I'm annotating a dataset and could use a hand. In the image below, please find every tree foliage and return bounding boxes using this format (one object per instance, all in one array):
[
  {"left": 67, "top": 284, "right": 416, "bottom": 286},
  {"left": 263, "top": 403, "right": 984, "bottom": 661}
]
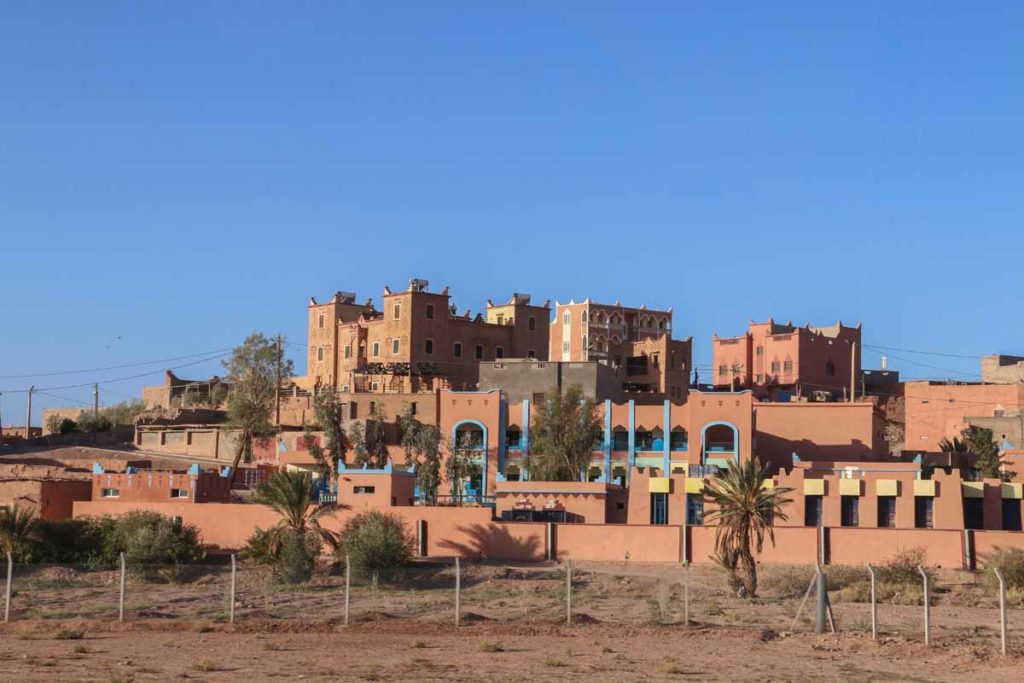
[
  {"left": 350, "top": 403, "right": 389, "bottom": 469},
  {"left": 524, "top": 385, "right": 602, "bottom": 482},
  {"left": 337, "top": 511, "right": 413, "bottom": 584},
  {"left": 248, "top": 470, "right": 337, "bottom": 583},
  {"left": 101, "top": 399, "right": 148, "bottom": 425},
  {"left": 446, "top": 432, "right": 482, "bottom": 504},
  {"left": 703, "top": 458, "right": 793, "bottom": 598},
  {"left": 223, "top": 333, "right": 293, "bottom": 482},
  {"left": 940, "top": 425, "right": 1010, "bottom": 480},
  {"left": 304, "top": 390, "right": 350, "bottom": 485},
  {"left": 0, "top": 504, "right": 38, "bottom": 561},
  {"left": 400, "top": 407, "right": 443, "bottom": 503}
]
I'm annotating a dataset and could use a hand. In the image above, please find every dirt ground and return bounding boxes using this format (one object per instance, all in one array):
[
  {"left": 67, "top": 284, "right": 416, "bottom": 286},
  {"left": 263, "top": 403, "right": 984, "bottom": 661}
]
[
  {"left": 1, "top": 560, "right": 1023, "bottom": 681},
  {"left": 1, "top": 619, "right": 1023, "bottom": 682}
]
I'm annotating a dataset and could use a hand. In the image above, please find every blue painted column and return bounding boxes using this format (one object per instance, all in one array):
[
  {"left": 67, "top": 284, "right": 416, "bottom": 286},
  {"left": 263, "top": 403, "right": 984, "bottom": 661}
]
[
  {"left": 521, "top": 399, "right": 530, "bottom": 481},
  {"left": 495, "top": 397, "right": 507, "bottom": 494},
  {"left": 627, "top": 399, "right": 636, "bottom": 485},
  {"left": 662, "top": 399, "right": 671, "bottom": 475},
  {"left": 602, "top": 399, "right": 612, "bottom": 483}
]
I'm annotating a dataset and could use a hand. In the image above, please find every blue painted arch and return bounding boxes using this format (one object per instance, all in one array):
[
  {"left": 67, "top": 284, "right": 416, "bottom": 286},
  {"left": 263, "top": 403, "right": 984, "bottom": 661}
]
[
  {"left": 699, "top": 420, "right": 740, "bottom": 465},
  {"left": 451, "top": 419, "right": 489, "bottom": 497}
]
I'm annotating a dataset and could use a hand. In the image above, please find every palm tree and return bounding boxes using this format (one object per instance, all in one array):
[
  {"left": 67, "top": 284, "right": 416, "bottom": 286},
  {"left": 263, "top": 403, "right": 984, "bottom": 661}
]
[
  {"left": 252, "top": 470, "right": 339, "bottom": 558},
  {"left": 0, "top": 504, "right": 38, "bottom": 561},
  {"left": 703, "top": 458, "right": 792, "bottom": 598}
]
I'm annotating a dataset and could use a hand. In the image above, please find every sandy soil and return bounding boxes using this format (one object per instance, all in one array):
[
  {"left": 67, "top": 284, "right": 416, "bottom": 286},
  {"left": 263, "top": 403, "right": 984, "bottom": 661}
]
[
  {"left": 1, "top": 619, "right": 1023, "bottom": 682},
  {"left": 2, "top": 561, "right": 1023, "bottom": 681}
]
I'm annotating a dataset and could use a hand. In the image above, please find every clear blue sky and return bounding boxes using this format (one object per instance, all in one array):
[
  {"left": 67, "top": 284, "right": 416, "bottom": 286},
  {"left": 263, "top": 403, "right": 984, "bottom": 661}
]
[{"left": 2, "top": 2, "right": 1022, "bottom": 423}]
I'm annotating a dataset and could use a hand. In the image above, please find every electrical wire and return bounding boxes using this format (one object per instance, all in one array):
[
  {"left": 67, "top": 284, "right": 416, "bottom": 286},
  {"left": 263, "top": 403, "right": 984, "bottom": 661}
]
[{"left": 0, "top": 347, "right": 234, "bottom": 380}]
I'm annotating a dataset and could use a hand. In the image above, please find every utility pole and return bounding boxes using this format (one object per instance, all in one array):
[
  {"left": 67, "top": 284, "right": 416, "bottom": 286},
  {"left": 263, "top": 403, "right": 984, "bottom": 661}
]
[
  {"left": 26, "top": 386, "right": 34, "bottom": 436},
  {"left": 275, "top": 334, "right": 282, "bottom": 426},
  {"left": 849, "top": 342, "right": 856, "bottom": 403},
  {"left": 93, "top": 384, "right": 100, "bottom": 418}
]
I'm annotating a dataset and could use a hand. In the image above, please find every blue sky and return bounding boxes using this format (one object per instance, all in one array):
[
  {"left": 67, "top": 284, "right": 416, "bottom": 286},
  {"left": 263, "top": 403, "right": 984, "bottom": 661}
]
[{"left": 1, "top": 2, "right": 1021, "bottom": 422}]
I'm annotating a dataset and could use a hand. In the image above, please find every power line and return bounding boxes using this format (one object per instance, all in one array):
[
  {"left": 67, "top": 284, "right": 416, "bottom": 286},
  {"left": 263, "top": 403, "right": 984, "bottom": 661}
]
[
  {"left": 0, "top": 347, "right": 234, "bottom": 380},
  {"left": 0, "top": 352, "right": 229, "bottom": 394},
  {"left": 862, "top": 343, "right": 982, "bottom": 360}
]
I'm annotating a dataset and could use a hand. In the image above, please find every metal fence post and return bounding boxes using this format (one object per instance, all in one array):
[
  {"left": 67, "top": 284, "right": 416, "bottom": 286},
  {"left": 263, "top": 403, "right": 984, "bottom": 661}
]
[
  {"left": 566, "top": 559, "right": 572, "bottom": 626},
  {"left": 683, "top": 560, "right": 690, "bottom": 627},
  {"left": 995, "top": 568, "right": 1007, "bottom": 656},
  {"left": 119, "top": 552, "right": 126, "bottom": 623},
  {"left": 866, "top": 564, "right": 877, "bottom": 640},
  {"left": 918, "top": 565, "right": 930, "bottom": 646},
  {"left": 815, "top": 564, "right": 826, "bottom": 634},
  {"left": 344, "top": 554, "right": 351, "bottom": 627},
  {"left": 4, "top": 551, "right": 12, "bottom": 623},
  {"left": 229, "top": 554, "right": 237, "bottom": 624},
  {"left": 454, "top": 557, "right": 461, "bottom": 627}
]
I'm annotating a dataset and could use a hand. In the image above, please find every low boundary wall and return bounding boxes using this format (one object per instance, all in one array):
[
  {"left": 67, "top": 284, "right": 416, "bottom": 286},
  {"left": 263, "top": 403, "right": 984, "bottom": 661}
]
[{"left": 75, "top": 501, "right": 1017, "bottom": 569}]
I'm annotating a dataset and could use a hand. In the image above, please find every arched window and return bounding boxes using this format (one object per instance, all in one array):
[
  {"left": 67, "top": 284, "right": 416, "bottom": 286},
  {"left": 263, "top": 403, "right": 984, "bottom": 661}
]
[
  {"left": 704, "top": 424, "right": 736, "bottom": 454},
  {"left": 455, "top": 423, "right": 485, "bottom": 450},
  {"left": 670, "top": 428, "right": 689, "bottom": 451},
  {"left": 658, "top": 318, "right": 667, "bottom": 332},
  {"left": 505, "top": 425, "right": 522, "bottom": 449},
  {"left": 634, "top": 428, "right": 653, "bottom": 451},
  {"left": 612, "top": 427, "right": 629, "bottom": 451}
]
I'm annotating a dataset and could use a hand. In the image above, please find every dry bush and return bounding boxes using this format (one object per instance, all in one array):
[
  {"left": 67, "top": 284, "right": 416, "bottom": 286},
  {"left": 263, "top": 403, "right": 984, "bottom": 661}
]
[
  {"left": 878, "top": 547, "right": 931, "bottom": 584},
  {"left": 981, "top": 548, "right": 1024, "bottom": 593}
]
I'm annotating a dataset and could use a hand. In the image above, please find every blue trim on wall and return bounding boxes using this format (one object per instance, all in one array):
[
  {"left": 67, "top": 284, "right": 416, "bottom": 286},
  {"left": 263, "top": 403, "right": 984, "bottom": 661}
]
[
  {"left": 700, "top": 420, "right": 739, "bottom": 466},
  {"left": 602, "top": 399, "right": 612, "bottom": 483},
  {"left": 521, "top": 400, "right": 530, "bottom": 482},
  {"left": 662, "top": 400, "right": 671, "bottom": 475},
  {"left": 451, "top": 419, "right": 489, "bottom": 497},
  {"left": 627, "top": 400, "right": 636, "bottom": 485},
  {"left": 497, "top": 397, "right": 507, "bottom": 483}
]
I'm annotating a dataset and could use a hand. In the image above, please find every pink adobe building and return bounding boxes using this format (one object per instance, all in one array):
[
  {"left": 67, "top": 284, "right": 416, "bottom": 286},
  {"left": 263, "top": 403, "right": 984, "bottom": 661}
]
[
  {"left": 433, "top": 388, "right": 886, "bottom": 497},
  {"left": 712, "top": 318, "right": 862, "bottom": 401},
  {"left": 549, "top": 299, "right": 692, "bottom": 402},
  {"left": 302, "top": 281, "right": 550, "bottom": 395},
  {"left": 903, "top": 380, "right": 1024, "bottom": 449}
]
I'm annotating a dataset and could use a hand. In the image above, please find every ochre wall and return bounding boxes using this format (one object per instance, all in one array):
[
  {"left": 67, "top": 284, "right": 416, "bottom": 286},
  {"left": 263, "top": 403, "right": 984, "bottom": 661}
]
[
  {"left": 689, "top": 525, "right": 819, "bottom": 565},
  {"left": 827, "top": 528, "right": 964, "bottom": 568},
  {"left": 556, "top": 524, "right": 682, "bottom": 562}
]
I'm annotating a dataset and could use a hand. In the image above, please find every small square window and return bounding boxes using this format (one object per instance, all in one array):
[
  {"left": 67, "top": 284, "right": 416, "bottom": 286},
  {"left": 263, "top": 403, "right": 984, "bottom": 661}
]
[
  {"left": 317, "top": 313, "right": 325, "bottom": 329},
  {"left": 454, "top": 342, "right": 462, "bottom": 357},
  {"left": 476, "top": 344, "right": 484, "bottom": 360},
  {"left": 496, "top": 346, "right": 504, "bottom": 359},
  {"left": 528, "top": 349, "right": 536, "bottom": 359},
  {"left": 426, "top": 304, "right": 434, "bottom": 319},
  {"left": 372, "top": 341, "right": 380, "bottom": 357},
  {"left": 317, "top": 347, "right": 325, "bottom": 362},
  {"left": 170, "top": 488, "right": 189, "bottom": 499},
  {"left": 101, "top": 488, "right": 120, "bottom": 498},
  {"left": 354, "top": 486, "right": 376, "bottom": 494},
  {"left": 392, "top": 339, "right": 401, "bottom": 355},
  {"left": 528, "top": 316, "right": 536, "bottom": 331},
  {"left": 344, "top": 345, "right": 352, "bottom": 359},
  {"left": 425, "top": 339, "right": 433, "bottom": 355},
  {"left": 393, "top": 303, "right": 401, "bottom": 320}
]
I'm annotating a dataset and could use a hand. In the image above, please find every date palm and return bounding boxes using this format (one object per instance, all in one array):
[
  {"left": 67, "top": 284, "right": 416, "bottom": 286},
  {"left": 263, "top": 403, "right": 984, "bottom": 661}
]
[
  {"left": 252, "top": 470, "right": 339, "bottom": 553},
  {"left": 703, "top": 458, "right": 792, "bottom": 597},
  {"left": 0, "top": 504, "right": 38, "bottom": 561}
]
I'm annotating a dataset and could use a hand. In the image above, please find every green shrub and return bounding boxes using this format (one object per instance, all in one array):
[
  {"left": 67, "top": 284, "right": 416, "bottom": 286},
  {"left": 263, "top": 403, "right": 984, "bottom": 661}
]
[
  {"left": 244, "top": 527, "right": 320, "bottom": 584},
  {"left": 32, "top": 518, "right": 117, "bottom": 566},
  {"left": 336, "top": 511, "right": 413, "bottom": 583},
  {"left": 981, "top": 547, "right": 1024, "bottom": 593},
  {"left": 75, "top": 413, "right": 112, "bottom": 434},
  {"left": 115, "top": 511, "right": 204, "bottom": 581}
]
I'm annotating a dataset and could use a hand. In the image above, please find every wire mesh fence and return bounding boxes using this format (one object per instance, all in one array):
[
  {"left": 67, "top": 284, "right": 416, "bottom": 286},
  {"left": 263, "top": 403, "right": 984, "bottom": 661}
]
[{"left": 1, "top": 553, "right": 1021, "bottom": 654}]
